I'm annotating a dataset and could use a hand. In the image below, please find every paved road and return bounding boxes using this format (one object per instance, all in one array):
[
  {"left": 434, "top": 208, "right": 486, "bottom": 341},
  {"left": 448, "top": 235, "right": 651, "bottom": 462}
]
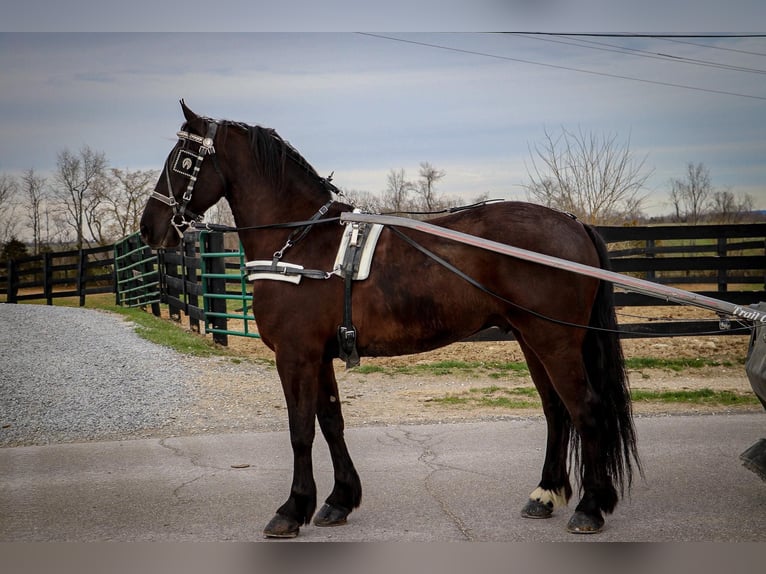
[{"left": 1, "top": 413, "right": 764, "bottom": 542}]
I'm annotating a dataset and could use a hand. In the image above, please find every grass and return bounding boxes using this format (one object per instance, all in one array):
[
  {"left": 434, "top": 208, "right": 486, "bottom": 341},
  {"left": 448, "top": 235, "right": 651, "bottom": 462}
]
[
  {"left": 625, "top": 357, "right": 738, "bottom": 371},
  {"left": 354, "top": 360, "right": 530, "bottom": 377},
  {"left": 631, "top": 388, "right": 759, "bottom": 406},
  {"left": 429, "top": 386, "right": 541, "bottom": 409},
  {"left": 355, "top": 356, "right": 741, "bottom": 378},
  {"left": 428, "top": 385, "right": 759, "bottom": 410}
]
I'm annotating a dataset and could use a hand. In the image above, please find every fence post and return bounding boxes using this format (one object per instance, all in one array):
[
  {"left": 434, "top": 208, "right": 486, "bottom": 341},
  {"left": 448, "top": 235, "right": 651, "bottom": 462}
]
[
  {"left": 203, "top": 231, "right": 229, "bottom": 346},
  {"left": 646, "top": 238, "right": 656, "bottom": 282},
  {"left": 43, "top": 252, "right": 53, "bottom": 305},
  {"left": 113, "top": 240, "right": 124, "bottom": 306},
  {"left": 146, "top": 244, "right": 161, "bottom": 317},
  {"left": 77, "top": 248, "right": 86, "bottom": 306},
  {"left": 717, "top": 236, "right": 727, "bottom": 293},
  {"left": 184, "top": 232, "right": 201, "bottom": 333},
  {"left": 7, "top": 259, "right": 18, "bottom": 303},
  {"left": 164, "top": 244, "right": 182, "bottom": 322}
]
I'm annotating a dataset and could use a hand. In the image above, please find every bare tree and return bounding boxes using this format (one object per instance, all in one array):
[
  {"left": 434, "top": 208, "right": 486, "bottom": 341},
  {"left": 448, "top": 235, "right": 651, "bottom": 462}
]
[
  {"left": 20, "top": 168, "right": 47, "bottom": 254},
  {"left": 523, "top": 126, "right": 651, "bottom": 224},
  {"left": 207, "top": 197, "right": 236, "bottom": 229},
  {"left": 416, "top": 162, "right": 446, "bottom": 211},
  {"left": 52, "top": 146, "right": 108, "bottom": 249},
  {"left": 101, "top": 168, "right": 159, "bottom": 239},
  {"left": 0, "top": 173, "right": 19, "bottom": 244},
  {"left": 341, "top": 189, "right": 386, "bottom": 213},
  {"left": 669, "top": 162, "right": 714, "bottom": 224},
  {"left": 709, "top": 188, "right": 754, "bottom": 223},
  {"left": 383, "top": 168, "right": 416, "bottom": 213}
]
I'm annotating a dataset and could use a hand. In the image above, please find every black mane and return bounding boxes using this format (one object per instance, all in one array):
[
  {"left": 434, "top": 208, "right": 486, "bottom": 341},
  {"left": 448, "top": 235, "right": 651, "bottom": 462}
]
[{"left": 220, "top": 121, "right": 333, "bottom": 195}]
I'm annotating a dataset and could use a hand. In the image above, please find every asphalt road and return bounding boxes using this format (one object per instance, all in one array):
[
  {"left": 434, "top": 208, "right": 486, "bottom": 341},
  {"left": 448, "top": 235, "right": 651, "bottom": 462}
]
[{"left": 1, "top": 413, "right": 764, "bottom": 542}]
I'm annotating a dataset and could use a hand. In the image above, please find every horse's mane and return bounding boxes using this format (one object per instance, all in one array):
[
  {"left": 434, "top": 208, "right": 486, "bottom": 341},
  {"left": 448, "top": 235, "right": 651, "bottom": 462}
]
[{"left": 220, "top": 121, "right": 329, "bottom": 195}]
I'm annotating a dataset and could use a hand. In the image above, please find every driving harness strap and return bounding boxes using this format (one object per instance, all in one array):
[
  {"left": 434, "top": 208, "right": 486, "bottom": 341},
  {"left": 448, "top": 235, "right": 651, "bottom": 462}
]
[{"left": 335, "top": 221, "right": 376, "bottom": 368}]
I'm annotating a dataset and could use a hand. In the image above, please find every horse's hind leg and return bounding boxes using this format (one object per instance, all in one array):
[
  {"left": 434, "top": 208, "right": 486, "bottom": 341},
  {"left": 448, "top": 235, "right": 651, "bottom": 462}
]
[
  {"left": 313, "top": 360, "right": 362, "bottom": 527},
  {"left": 518, "top": 340, "right": 573, "bottom": 519},
  {"left": 519, "top": 325, "right": 623, "bottom": 534}
]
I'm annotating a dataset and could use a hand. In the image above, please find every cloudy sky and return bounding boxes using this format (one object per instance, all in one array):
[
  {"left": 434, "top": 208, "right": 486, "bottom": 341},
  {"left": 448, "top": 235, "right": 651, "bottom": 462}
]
[{"left": 1, "top": 2, "right": 765, "bottom": 217}]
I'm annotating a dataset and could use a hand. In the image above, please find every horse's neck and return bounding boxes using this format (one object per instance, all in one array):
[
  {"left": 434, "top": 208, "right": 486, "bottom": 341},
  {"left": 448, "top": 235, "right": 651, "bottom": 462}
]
[{"left": 227, "top": 176, "right": 333, "bottom": 241}]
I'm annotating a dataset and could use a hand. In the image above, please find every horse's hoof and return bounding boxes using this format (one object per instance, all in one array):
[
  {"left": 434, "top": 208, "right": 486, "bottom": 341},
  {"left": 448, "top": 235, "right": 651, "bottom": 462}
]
[
  {"left": 521, "top": 498, "right": 554, "bottom": 519},
  {"left": 313, "top": 503, "right": 350, "bottom": 527},
  {"left": 263, "top": 514, "right": 300, "bottom": 538},
  {"left": 566, "top": 511, "right": 605, "bottom": 534}
]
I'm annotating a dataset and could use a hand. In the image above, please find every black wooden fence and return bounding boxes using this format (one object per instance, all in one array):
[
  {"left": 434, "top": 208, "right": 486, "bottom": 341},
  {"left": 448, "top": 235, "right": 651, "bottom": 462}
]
[
  {"left": 1, "top": 245, "right": 114, "bottom": 306},
  {"left": 596, "top": 223, "right": 766, "bottom": 337},
  {"left": 3, "top": 222, "right": 765, "bottom": 343}
]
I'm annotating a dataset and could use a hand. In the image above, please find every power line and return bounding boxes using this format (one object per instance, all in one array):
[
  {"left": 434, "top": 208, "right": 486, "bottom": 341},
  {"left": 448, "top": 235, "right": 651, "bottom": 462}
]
[
  {"left": 657, "top": 36, "right": 766, "bottom": 58},
  {"left": 510, "top": 33, "right": 766, "bottom": 75},
  {"left": 500, "top": 33, "right": 766, "bottom": 39},
  {"left": 357, "top": 33, "right": 766, "bottom": 101},
  {"left": 514, "top": 34, "right": 766, "bottom": 74}
]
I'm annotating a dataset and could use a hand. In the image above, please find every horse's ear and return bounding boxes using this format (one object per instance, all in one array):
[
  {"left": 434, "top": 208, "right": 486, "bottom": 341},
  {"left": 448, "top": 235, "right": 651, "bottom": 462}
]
[{"left": 180, "top": 99, "right": 198, "bottom": 122}]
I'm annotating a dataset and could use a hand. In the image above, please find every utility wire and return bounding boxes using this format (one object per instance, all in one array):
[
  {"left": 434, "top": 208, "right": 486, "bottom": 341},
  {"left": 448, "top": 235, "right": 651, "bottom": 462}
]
[
  {"left": 357, "top": 32, "right": 766, "bottom": 101},
  {"left": 657, "top": 36, "right": 766, "bottom": 58},
  {"left": 500, "top": 33, "right": 766, "bottom": 39},
  {"left": 511, "top": 33, "right": 766, "bottom": 75}
]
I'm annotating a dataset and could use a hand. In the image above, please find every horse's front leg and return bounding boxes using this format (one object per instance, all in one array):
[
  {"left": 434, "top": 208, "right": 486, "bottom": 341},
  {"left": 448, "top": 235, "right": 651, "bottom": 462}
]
[
  {"left": 263, "top": 357, "right": 321, "bottom": 539},
  {"left": 313, "top": 360, "right": 362, "bottom": 527}
]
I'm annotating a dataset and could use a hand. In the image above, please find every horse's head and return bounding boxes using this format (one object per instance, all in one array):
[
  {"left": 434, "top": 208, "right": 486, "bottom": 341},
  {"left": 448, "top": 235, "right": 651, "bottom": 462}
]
[{"left": 140, "top": 100, "right": 228, "bottom": 249}]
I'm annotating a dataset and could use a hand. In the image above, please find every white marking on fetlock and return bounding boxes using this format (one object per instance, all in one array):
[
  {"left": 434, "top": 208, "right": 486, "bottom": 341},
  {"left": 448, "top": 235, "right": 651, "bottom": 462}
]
[{"left": 529, "top": 486, "right": 568, "bottom": 509}]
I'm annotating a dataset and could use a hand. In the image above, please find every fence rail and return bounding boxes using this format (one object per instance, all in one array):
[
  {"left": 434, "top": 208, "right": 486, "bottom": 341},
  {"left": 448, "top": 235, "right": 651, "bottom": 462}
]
[
  {"left": 2, "top": 222, "right": 765, "bottom": 344},
  {"left": 1, "top": 244, "right": 114, "bottom": 306}
]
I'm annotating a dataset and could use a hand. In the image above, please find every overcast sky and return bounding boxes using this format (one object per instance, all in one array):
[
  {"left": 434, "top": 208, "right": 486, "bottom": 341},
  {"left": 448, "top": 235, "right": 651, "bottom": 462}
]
[{"left": 1, "top": 2, "right": 765, "bottom": 217}]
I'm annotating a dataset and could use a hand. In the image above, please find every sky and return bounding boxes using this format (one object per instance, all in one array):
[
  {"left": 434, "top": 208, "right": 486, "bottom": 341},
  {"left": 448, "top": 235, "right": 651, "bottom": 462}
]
[{"left": 1, "top": 2, "right": 765, "bottom": 218}]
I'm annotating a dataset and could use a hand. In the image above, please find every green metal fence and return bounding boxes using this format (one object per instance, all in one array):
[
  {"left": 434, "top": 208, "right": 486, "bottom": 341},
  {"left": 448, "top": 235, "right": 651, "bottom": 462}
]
[
  {"left": 199, "top": 231, "right": 259, "bottom": 342},
  {"left": 113, "top": 232, "right": 161, "bottom": 313}
]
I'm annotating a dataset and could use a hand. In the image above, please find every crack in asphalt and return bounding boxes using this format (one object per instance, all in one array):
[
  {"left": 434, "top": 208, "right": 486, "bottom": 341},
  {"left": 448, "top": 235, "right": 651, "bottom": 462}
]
[
  {"left": 383, "top": 427, "right": 497, "bottom": 541},
  {"left": 158, "top": 438, "right": 231, "bottom": 502}
]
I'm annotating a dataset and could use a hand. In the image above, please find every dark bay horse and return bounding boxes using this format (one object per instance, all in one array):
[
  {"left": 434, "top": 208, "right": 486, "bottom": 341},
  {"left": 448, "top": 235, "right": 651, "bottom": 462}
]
[{"left": 140, "top": 102, "right": 640, "bottom": 538}]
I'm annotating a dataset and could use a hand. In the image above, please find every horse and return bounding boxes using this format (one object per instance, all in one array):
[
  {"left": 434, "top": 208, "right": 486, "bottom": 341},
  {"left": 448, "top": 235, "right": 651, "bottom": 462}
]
[{"left": 140, "top": 101, "right": 640, "bottom": 538}]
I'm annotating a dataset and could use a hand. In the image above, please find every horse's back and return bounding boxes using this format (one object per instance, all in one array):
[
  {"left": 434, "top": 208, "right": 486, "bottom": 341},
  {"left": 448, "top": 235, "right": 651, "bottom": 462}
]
[{"left": 427, "top": 201, "right": 599, "bottom": 267}]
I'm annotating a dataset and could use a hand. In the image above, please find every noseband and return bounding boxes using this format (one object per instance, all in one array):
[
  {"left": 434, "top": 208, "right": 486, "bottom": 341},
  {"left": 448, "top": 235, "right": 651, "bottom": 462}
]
[{"left": 150, "top": 121, "right": 224, "bottom": 237}]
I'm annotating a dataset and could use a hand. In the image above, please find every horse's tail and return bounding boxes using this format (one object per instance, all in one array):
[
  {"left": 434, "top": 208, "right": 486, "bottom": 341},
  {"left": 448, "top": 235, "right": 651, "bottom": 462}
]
[{"left": 579, "top": 224, "right": 642, "bottom": 510}]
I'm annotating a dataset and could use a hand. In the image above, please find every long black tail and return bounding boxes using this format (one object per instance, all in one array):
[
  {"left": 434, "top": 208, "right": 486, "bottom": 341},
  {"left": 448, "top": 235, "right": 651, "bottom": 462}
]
[{"left": 580, "top": 224, "right": 642, "bottom": 506}]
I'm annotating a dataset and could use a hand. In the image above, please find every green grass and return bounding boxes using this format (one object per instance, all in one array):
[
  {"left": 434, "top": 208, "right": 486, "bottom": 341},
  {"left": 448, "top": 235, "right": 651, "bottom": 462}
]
[
  {"left": 355, "top": 356, "right": 742, "bottom": 379},
  {"left": 105, "top": 304, "right": 227, "bottom": 357},
  {"left": 631, "top": 388, "right": 759, "bottom": 406},
  {"left": 429, "top": 386, "right": 541, "bottom": 409},
  {"left": 354, "top": 360, "right": 529, "bottom": 377},
  {"left": 428, "top": 385, "right": 759, "bottom": 410},
  {"left": 625, "top": 357, "right": 738, "bottom": 371}
]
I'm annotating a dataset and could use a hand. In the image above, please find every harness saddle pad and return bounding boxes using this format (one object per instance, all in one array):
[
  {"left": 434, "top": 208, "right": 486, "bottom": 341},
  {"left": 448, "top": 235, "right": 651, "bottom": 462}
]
[{"left": 332, "top": 222, "right": 385, "bottom": 280}]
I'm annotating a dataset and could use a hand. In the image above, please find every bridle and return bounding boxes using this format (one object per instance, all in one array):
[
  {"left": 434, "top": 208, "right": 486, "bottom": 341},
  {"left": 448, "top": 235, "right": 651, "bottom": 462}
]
[{"left": 150, "top": 121, "right": 225, "bottom": 238}]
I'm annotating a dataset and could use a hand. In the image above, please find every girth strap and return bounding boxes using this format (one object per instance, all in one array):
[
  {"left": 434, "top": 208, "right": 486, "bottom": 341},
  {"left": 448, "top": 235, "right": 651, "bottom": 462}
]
[{"left": 336, "top": 222, "right": 371, "bottom": 368}]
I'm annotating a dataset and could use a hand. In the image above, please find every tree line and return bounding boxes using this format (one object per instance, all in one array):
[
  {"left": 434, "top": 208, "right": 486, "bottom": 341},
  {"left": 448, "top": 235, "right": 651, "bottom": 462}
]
[
  {"left": 0, "top": 145, "right": 158, "bottom": 260},
  {"left": 1, "top": 127, "right": 759, "bottom": 261}
]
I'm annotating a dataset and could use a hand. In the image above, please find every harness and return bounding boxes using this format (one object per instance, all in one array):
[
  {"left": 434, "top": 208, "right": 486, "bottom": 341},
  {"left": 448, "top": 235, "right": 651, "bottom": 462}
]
[{"left": 244, "top": 213, "right": 383, "bottom": 368}]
